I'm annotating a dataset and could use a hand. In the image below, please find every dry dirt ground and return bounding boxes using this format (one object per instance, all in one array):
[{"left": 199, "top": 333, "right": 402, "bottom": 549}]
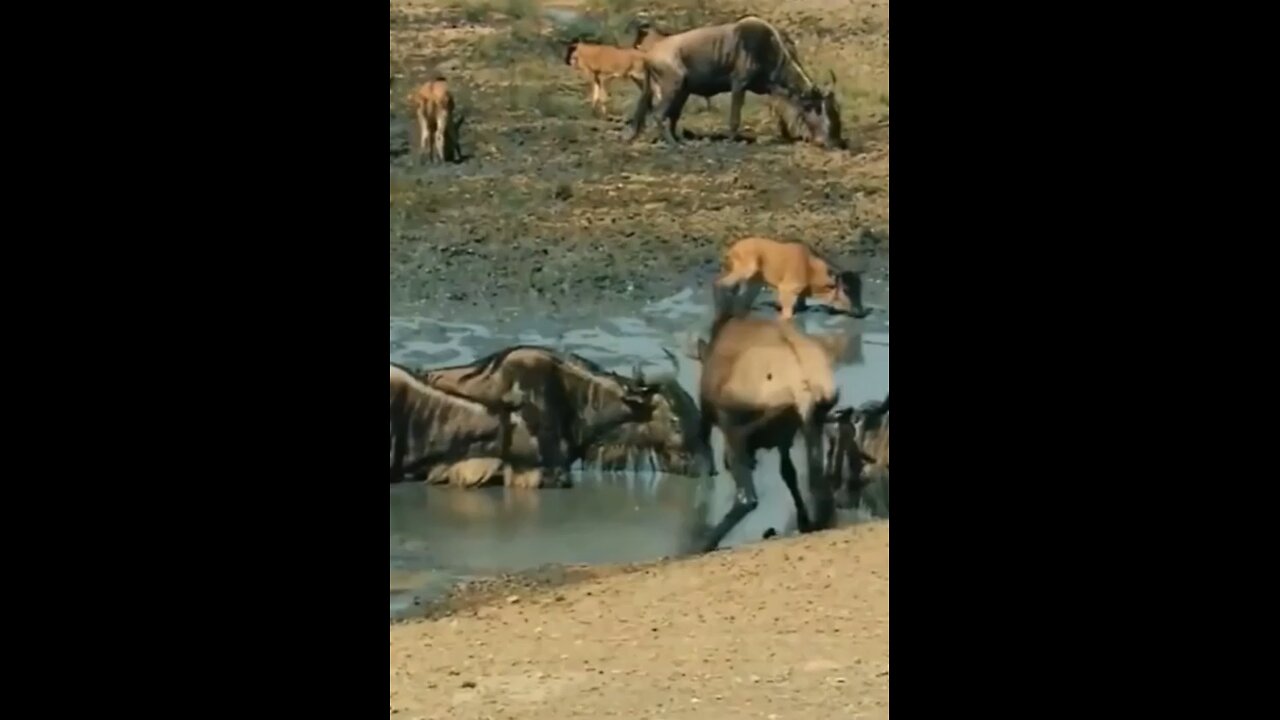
[
  {"left": 389, "top": 0, "right": 889, "bottom": 320},
  {"left": 389, "top": 522, "right": 889, "bottom": 719}
]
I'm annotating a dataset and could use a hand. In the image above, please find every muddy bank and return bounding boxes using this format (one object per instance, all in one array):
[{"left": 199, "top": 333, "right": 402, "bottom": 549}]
[{"left": 389, "top": 522, "right": 889, "bottom": 719}]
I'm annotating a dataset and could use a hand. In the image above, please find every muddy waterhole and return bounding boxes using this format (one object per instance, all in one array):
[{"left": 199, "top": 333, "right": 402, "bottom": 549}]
[{"left": 390, "top": 284, "right": 888, "bottom": 621}]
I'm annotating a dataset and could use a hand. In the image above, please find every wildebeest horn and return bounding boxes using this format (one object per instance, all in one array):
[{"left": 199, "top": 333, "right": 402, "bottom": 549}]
[
  {"left": 632, "top": 364, "right": 646, "bottom": 384},
  {"left": 828, "top": 69, "right": 838, "bottom": 87},
  {"left": 662, "top": 347, "right": 680, "bottom": 374},
  {"left": 500, "top": 382, "right": 526, "bottom": 408}
]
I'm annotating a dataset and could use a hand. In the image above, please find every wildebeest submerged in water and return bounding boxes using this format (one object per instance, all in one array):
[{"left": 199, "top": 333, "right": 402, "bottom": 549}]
[
  {"left": 688, "top": 308, "right": 844, "bottom": 552},
  {"left": 388, "top": 363, "right": 560, "bottom": 488},
  {"left": 417, "top": 345, "right": 676, "bottom": 482},
  {"left": 827, "top": 393, "right": 889, "bottom": 515},
  {"left": 626, "top": 15, "right": 845, "bottom": 148},
  {"left": 583, "top": 349, "right": 714, "bottom": 477}
]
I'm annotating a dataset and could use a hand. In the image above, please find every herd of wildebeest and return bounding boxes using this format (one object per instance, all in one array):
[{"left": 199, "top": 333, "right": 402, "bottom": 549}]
[{"left": 390, "top": 14, "right": 887, "bottom": 551}]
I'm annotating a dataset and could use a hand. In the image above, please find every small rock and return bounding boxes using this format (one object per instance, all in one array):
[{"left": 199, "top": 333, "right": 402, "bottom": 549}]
[
  {"left": 460, "top": 680, "right": 476, "bottom": 689},
  {"left": 506, "top": 595, "right": 520, "bottom": 604}
]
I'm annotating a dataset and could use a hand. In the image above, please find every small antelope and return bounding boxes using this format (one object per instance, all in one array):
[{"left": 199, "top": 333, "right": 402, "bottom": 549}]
[
  {"left": 564, "top": 40, "right": 649, "bottom": 117},
  {"left": 714, "top": 236, "right": 870, "bottom": 320},
  {"left": 409, "top": 77, "right": 465, "bottom": 163}
]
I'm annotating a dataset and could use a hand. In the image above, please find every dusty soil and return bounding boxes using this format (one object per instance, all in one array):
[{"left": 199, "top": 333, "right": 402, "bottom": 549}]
[
  {"left": 389, "top": 0, "right": 889, "bottom": 320},
  {"left": 389, "top": 522, "right": 889, "bottom": 718}
]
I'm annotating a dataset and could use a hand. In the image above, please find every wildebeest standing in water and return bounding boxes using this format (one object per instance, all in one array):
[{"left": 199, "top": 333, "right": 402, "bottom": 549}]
[
  {"left": 409, "top": 76, "right": 466, "bottom": 163},
  {"left": 389, "top": 363, "right": 556, "bottom": 488},
  {"left": 583, "top": 349, "right": 714, "bottom": 477},
  {"left": 827, "top": 393, "right": 889, "bottom": 514},
  {"left": 689, "top": 309, "right": 844, "bottom": 552},
  {"left": 626, "top": 15, "right": 845, "bottom": 148},
  {"left": 417, "top": 346, "right": 665, "bottom": 483}
]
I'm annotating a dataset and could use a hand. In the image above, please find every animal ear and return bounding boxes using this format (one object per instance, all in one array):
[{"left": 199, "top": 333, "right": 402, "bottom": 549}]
[{"left": 632, "top": 364, "right": 646, "bottom": 385}]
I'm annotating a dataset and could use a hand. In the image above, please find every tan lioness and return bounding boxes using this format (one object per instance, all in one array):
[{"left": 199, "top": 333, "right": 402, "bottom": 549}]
[
  {"left": 713, "top": 236, "right": 870, "bottom": 320},
  {"left": 409, "top": 77, "right": 464, "bottom": 163},
  {"left": 564, "top": 40, "right": 649, "bottom": 116}
]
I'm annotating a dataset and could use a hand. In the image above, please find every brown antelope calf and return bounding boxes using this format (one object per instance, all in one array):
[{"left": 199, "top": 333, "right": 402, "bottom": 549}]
[
  {"left": 409, "top": 77, "right": 465, "bottom": 163},
  {"left": 714, "top": 236, "right": 871, "bottom": 321},
  {"left": 689, "top": 309, "right": 845, "bottom": 552},
  {"left": 564, "top": 40, "right": 649, "bottom": 117}
]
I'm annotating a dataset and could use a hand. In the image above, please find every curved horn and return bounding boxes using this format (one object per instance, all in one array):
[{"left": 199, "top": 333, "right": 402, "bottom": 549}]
[
  {"left": 828, "top": 69, "right": 838, "bottom": 87},
  {"left": 632, "top": 363, "right": 646, "bottom": 384},
  {"left": 661, "top": 347, "right": 680, "bottom": 375}
]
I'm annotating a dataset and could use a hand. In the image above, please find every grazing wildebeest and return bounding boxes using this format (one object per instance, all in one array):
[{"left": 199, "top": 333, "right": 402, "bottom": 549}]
[
  {"left": 564, "top": 40, "right": 651, "bottom": 118},
  {"left": 584, "top": 349, "right": 714, "bottom": 477},
  {"left": 389, "top": 363, "right": 556, "bottom": 488},
  {"left": 689, "top": 310, "right": 844, "bottom": 552},
  {"left": 409, "top": 76, "right": 466, "bottom": 163},
  {"left": 626, "top": 15, "right": 845, "bottom": 148},
  {"left": 418, "top": 346, "right": 665, "bottom": 481},
  {"left": 714, "top": 236, "right": 871, "bottom": 321},
  {"left": 826, "top": 393, "right": 890, "bottom": 514}
]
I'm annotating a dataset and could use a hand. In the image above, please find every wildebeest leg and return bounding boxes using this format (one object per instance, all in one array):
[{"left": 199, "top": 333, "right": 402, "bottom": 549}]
[
  {"left": 389, "top": 396, "right": 408, "bottom": 483},
  {"left": 728, "top": 80, "right": 747, "bottom": 140},
  {"left": 658, "top": 88, "right": 689, "bottom": 145},
  {"left": 778, "top": 446, "right": 814, "bottom": 532},
  {"left": 627, "top": 81, "right": 654, "bottom": 142},
  {"left": 805, "top": 419, "right": 835, "bottom": 530},
  {"left": 702, "top": 434, "right": 759, "bottom": 552}
]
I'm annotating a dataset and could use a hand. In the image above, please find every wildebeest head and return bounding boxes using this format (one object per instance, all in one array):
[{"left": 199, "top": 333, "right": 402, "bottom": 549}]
[
  {"left": 564, "top": 40, "right": 581, "bottom": 67},
  {"left": 632, "top": 21, "right": 657, "bottom": 48},
  {"left": 798, "top": 87, "right": 846, "bottom": 150},
  {"left": 837, "top": 270, "right": 871, "bottom": 318}
]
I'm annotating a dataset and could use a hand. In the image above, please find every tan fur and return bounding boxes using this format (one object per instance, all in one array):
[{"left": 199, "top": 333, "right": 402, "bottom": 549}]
[
  {"left": 409, "top": 79, "right": 457, "bottom": 163},
  {"left": 567, "top": 42, "right": 649, "bottom": 117},
  {"left": 715, "top": 236, "right": 853, "bottom": 320},
  {"left": 700, "top": 316, "right": 839, "bottom": 423},
  {"left": 425, "top": 458, "right": 563, "bottom": 489}
]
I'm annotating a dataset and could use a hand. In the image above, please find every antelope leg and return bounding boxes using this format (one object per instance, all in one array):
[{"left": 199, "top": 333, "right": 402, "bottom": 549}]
[
  {"left": 779, "top": 447, "right": 813, "bottom": 532},
  {"left": 701, "top": 437, "right": 758, "bottom": 552}
]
